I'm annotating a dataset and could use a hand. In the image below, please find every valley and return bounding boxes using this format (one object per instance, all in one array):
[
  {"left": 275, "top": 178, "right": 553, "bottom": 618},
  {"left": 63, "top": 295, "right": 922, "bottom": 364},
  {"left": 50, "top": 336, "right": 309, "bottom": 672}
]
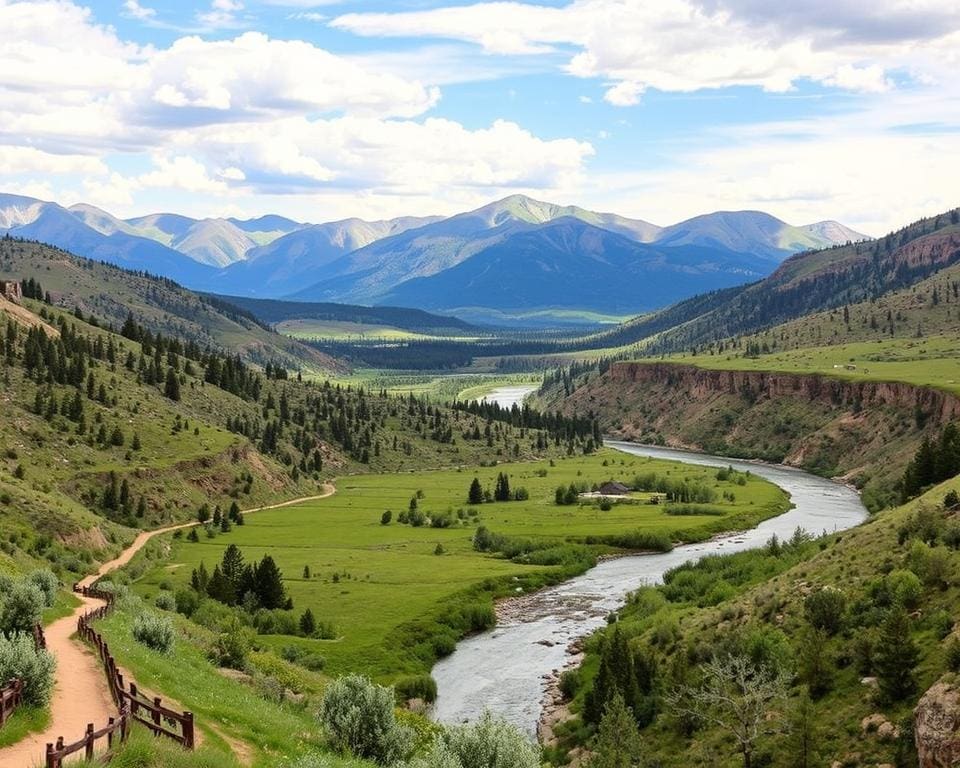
[{"left": 2, "top": 203, "right": 960, "bottom": 768}]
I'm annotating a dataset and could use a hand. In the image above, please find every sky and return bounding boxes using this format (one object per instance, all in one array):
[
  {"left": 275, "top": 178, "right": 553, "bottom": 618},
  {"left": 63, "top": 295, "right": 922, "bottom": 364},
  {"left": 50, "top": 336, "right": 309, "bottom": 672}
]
[{"left": 1, "top": 0, "right": 959, "bottom": 233}]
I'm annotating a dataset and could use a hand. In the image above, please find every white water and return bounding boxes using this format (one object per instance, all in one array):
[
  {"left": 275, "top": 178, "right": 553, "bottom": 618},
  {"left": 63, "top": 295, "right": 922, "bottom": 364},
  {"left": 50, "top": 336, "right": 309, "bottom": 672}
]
[{"left": 431, "top": 440, "right": 868, "bottom": 733}]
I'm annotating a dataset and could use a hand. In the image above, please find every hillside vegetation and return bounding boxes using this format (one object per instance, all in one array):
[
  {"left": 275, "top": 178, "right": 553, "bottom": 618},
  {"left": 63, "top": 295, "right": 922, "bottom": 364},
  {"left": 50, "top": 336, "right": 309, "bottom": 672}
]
[
  {"left": 0, "top": 237, "right": 339, "bottom": 373},
  {"left": 548, "top": 473, "right": 960, "bottom": 768}
]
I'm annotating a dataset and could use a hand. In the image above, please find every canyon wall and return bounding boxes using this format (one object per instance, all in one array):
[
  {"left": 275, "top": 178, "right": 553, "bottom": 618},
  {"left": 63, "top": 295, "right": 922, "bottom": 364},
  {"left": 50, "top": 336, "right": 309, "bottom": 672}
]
[{"left": 557, "top": 362, "right": 960, "bottom": 509}]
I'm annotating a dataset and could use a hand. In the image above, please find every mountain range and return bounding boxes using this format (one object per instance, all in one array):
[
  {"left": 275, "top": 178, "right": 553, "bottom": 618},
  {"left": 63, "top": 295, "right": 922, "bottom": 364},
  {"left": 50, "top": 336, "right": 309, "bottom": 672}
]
[{"left": 0, "top": 192, "right": 868, "bottom": 322}]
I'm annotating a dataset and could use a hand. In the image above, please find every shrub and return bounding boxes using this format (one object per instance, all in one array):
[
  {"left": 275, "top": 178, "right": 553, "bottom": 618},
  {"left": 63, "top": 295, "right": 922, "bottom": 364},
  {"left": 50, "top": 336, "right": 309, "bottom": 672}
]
[
  {"left": 0, "top": 580, "right": 44, "bottom": 635},
  {"left": 318, "top": 675, "right": 414, "bottom": 764},
  {"left": 25, "top": 569, "right": 59, "bottom": 608},
  {"left": 212, "top": 618, "right": 252, "bottom": 669},
  {"left": 394, "top": 674, "right": 438, "bottom": 703},
  {"left": 804, "top": 588, "right": 847, "bottom": 635},
  {"left": 0, "top": 632, "right": 56, "bottom": 706},
  {"left": 174, "top": 588, "right": 200, "bottom": 617},
  {"left": 886, "top": 569, "right": 923, "bottom": 609},
  {"left": 412, "top": 712, "right": 541, "bottom": 768},
  {"left": 132, "top": 613, "right": 175, "bottom": 653},
  {"left": 154, "top": 592, "right": 176, "bottom": 611}
]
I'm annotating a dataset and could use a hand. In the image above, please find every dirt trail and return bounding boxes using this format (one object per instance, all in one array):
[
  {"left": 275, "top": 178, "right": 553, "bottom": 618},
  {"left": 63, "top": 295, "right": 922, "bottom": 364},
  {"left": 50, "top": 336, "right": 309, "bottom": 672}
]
[{"left": 0, "top": 485, "right": 336, "bottom": 768}]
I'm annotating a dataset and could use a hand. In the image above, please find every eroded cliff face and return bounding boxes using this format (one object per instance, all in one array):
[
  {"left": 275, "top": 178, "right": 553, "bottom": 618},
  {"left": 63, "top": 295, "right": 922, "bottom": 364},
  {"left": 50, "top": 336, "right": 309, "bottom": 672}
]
[{"left": 557, "top": 362, "right": 960, "bottom": 508}]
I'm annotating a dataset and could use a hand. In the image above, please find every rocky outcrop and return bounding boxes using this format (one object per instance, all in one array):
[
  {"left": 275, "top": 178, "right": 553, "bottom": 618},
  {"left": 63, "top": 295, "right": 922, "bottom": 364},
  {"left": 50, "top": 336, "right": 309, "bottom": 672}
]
[
  {"left": 915, "top": 677, "right": 960, "bottom": 767},
  {"left": 557, "top": 362, "right": 960, "bottom": 507},
  {"left": 607, "top": 363, "right": 960, "bottom": 425}
]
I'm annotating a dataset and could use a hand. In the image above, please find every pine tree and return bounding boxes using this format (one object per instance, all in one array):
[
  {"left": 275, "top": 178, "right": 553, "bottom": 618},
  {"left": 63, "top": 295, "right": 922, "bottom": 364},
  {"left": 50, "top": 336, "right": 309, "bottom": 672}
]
[
  {"left": 783, "top": 689, "right": 820, "bottom": 768},
  {"left": 591, "top": 693, "right": 642, "bottom": 768},
  {"left": 164, "top": 366, "right": 181, "bottom": 401},
  {"left": 255, "top": 555, "right": 286, "bottom": 609},
  {"left": 207, "top": 565, "right": 236, "bottom": 605},
  {"left": 874, "top": 606, "right": 919, "bottom": 702},
  {"left": 221, "top": 545, "right": 245, "bottom": 594},
  {"left": 468, "top": 477, "right": 484, "bottom": 505},
  {"left": 300, "top": 608, "right": 317, "bottom": 637}
]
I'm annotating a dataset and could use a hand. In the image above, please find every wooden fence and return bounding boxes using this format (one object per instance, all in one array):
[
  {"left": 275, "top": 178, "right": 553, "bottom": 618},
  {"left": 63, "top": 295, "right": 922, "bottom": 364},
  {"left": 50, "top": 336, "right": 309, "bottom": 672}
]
[
  {"left": 0, "top": 679, "right": 23, "bottom": 727},
  {"left": 0, "top": 622, "right": 46, "bottom": 729},
  {"left": 42, "top": 585, "right": 195, "bottom": 767}
]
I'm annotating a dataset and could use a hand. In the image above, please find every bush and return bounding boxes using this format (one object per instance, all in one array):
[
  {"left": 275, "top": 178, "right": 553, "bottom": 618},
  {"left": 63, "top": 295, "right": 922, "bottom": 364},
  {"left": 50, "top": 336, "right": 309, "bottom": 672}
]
[
  {"left": 154, "top": 592, "right": 177, "bottom": 611},
  {"left": 804, "top": 588, "right": 847, "bottom": 635},
  {"left": 25, "top": 569, "right": 59, "bottom": 608},
  {"left": 887, "top": 569, "right": 923, "bottom": 610},
  {"left": 132, "top": 613, "right": 175, "bottom": 653},
  {"left": 0, "top": 632, "right": 56, "bottom": 706},
  {"left": 318, "top": 674, "right": 414, "bottom": 765},
  {"left": 174, "top": 588, "right": 200, "bottom": 617},
  {"left": 0, "top": 581, "right": 44, "bottom": 635},
  {"left": 212, "top": 618, "right": 252, "bottom": 669},
  {"left": 394, "top": 674, "right": 438, "bottom": 703},
  {"left": 411, "top": 712, "right": 540, "bottom": 768}
]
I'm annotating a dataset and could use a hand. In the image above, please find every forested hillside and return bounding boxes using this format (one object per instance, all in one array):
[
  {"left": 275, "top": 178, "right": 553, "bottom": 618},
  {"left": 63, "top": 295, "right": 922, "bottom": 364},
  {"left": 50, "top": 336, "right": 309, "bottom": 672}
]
[{"left": 0, "top": 237, "right": 340, "bottom": 373}]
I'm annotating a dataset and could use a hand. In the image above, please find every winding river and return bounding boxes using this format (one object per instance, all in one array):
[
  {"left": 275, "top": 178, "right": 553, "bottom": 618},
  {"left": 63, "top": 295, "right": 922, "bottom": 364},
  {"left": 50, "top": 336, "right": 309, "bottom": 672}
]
[{"left": 432, "top": 386, "right": 868, "bottom": 733}]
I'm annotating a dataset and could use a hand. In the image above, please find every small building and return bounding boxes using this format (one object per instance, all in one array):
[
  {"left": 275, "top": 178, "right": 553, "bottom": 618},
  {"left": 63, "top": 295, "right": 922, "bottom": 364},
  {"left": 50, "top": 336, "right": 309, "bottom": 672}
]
[
  {"left": 1, "top": 280, "right": 22, "bottom": 304},
  {"left": 597, "top": 481, "right": 630, "bottom": 496}
]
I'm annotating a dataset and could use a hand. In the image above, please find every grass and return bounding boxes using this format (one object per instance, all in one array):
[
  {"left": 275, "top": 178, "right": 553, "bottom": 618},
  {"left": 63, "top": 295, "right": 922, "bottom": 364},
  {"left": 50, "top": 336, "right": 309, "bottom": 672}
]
[
  {"left": 90, "top": 608, "right": 340, "bottom": 768},
  {"left": 310, "top": 370, "right": 541, "bottom": 402},
  {"left": 129, "top": 449, "right": 788, "bottom": 678},
  {"left": 554, "top": 470, "right": 960, "bottom": 767},
  {"left": 278, "top": 319, "right": 478, "bottom": 343},
  {"left": 0, "top": 706, "right": 49, "bottom": 749},
  {"left": 667, "top": 334, "right": 960, "bottom": 397}
]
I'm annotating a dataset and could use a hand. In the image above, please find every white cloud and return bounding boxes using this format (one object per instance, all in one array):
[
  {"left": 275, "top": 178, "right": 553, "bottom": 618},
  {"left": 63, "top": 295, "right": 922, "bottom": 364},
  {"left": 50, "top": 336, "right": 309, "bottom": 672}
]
[
  {"left": 332, "top": 0, "right": 960, "bottom": 101},
  {"left": 603, "top": 81, "right": 643, "bottom": 106},
  {"left": 0, "top": 1, "right": 593, "bottom": 218},
  {"left": 122, "top": 0, "right": 156, "bottom": 21}
]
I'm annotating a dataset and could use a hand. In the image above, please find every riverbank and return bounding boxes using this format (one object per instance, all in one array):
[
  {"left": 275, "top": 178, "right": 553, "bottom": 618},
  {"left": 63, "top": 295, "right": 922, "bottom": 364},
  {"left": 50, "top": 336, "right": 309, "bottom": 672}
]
[{"left": 431, "top": 441, "right": 867, "bottom": 734}]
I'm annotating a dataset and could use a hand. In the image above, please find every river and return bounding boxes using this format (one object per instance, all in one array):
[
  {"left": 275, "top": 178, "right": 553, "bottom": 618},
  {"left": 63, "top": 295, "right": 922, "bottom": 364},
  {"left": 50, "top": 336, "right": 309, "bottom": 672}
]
[
  {"left": 481, "top": 383, "right": 538, "bottom": 409},
  {"left": 431, "top": 436, "right": 868, "bottom": 734}
]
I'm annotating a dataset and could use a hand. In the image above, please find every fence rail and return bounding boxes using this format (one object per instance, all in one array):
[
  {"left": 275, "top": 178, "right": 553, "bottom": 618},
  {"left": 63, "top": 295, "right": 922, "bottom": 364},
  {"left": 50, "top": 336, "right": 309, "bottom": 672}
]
[
  {"left": 0, "top": 622, "right": 46, "bottom": 729},
  {"left": 42, "top": 585, "right": 196, "bottom": 766},
  {"left": 0, "top": 679, "right": 23, "bottom": 727}
]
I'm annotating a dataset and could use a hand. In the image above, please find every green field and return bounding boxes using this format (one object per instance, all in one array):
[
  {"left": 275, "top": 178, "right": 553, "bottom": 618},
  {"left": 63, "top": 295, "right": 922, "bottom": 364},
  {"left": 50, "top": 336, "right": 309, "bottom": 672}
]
[
  {"left": 666, "top": 335, "right": 960, "bottom": 396},
  {"left": 278, "top": 319, "right": 465, "bottom": 342},
  {"left": 130, "top": 449, "right": 788, "bottom": 678},
  {"left": 311, "top": 370, "right": 541, "bottom": 402}
]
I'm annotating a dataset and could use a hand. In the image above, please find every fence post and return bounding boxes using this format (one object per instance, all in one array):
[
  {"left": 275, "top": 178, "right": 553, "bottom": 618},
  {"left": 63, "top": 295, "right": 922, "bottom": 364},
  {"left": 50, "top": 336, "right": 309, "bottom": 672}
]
[
  {"left": 130, "top": 682, "right": 139, "bottom": 717},
  {"left": 107, "top": 716, "right": 116, "bottom": 749},
  {"left": 45, "top": 742, "right": 55, "bottom": 768},
  {"left": 84, "top": 723, "right": 95, "bottom": 760},
  {"left": 152, "top": 696, "right": 162, "bottom": 730},
  {"left": 183, "top": 711, "right": 195, "bottom": 749}
]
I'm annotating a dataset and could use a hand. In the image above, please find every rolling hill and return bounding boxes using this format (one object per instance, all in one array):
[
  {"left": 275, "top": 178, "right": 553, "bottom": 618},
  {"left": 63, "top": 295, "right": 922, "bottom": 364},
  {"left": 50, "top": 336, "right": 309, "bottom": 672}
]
[
  {"left": 0, "top": 237, "right": 341, "bottom": 373},
  {"left": 573, "top": 207, "right": 959, "bottom": 355}
]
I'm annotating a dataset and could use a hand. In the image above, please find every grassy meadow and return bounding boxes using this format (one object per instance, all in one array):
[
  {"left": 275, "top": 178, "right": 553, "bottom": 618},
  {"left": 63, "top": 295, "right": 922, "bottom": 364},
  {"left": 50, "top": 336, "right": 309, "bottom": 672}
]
[
  {"left": 667, "top": 335, "right": 960, "bottom": 396},
  {"left": 128, "top": 449, "right": 788, "bottom": 678}
]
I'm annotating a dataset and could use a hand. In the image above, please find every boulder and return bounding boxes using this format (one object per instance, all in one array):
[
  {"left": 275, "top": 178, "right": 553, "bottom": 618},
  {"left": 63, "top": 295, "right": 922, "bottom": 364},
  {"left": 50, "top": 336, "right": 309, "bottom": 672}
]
[{"left": 915, "top": 678, "right": 960, "bottom": 767}]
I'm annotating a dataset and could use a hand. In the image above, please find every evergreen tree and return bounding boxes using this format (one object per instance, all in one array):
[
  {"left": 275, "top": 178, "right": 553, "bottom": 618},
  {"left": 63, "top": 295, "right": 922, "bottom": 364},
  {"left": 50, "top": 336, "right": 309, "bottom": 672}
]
[
  {"left": 220, "top": 544, "right": 245, "bottom": 595},
  {"left": 468, "top": 477, "right": 484, "bottom": 505},
  {"left": 783, "top": 689, "right": 820, "bottom": 768},
  {"left": 874, "top": 606, "right": 919, "bottom": 702},
  {"left": 255, "top": 555, "right": 287, "bottom": 609},
  {"left": 300, "top": 608, "right": 317, "bottom": 637},
  {"left": 164, "top": 366, "right": 181, "bottom": 401},
  {"left": 207, "top": 565, "right": 236, "bottom": 605},
  {"left": 591, "top": 693, "right": 642, "bottom": 768},
  {"left": 494, "top": 472, "right": 511, "bottom": 502}
]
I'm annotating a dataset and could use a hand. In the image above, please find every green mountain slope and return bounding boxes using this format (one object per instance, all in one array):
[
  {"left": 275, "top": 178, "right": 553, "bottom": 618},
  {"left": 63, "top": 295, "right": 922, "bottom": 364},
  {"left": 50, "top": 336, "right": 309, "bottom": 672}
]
[{"left": 0, "top": 237, "right": 341, "bottom": 373}]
